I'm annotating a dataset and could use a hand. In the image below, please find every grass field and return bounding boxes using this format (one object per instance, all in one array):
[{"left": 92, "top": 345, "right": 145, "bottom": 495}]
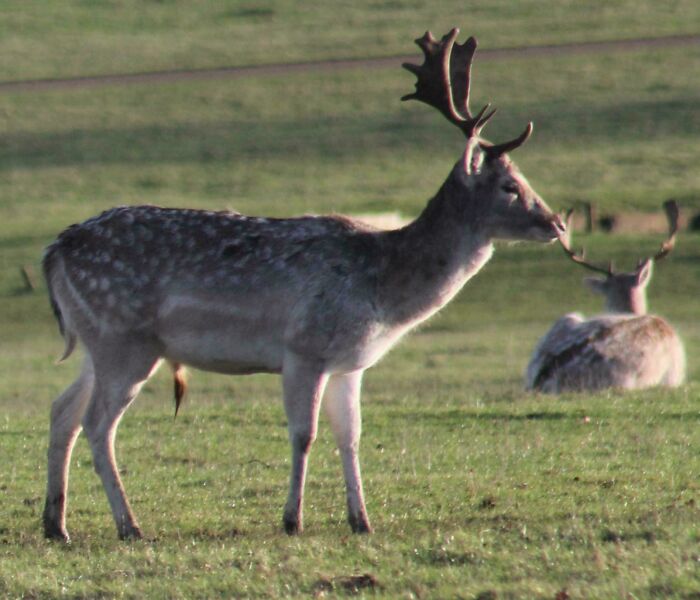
[
  {"left": 1, "top": 2, "right": 699, "bottom": 598},
  {"left": 2, "top": 0, "right": 700, "bottom": 81}
]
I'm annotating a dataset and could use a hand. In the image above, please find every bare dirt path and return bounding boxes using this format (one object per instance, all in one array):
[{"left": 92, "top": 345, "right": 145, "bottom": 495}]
[{"left": 0, "top": 33, "right": 698, "bottom": 94}]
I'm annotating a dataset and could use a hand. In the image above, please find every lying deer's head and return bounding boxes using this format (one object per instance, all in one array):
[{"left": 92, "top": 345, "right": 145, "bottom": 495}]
[
  {"left": 402, "top": 28, "right": 564, "bottom": 242},
  {"left": 559, "top": 200, "right": 679, "bottom": 315}
]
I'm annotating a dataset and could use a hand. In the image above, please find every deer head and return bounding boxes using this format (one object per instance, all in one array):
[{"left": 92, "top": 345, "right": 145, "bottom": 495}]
[
  {"left": 558, "top": 200, "right": 679, "bottom": 315},
  {"left": 402, "top": 28, "right": 564, "bottom": 242}
]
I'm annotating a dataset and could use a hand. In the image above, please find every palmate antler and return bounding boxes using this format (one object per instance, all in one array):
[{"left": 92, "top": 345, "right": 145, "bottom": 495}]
[
  {"left": 558, "top": 200, "right": 680, "bottom": 276},
  {"left": 402, "top": 28, "right": 532, "bottom": 156}
]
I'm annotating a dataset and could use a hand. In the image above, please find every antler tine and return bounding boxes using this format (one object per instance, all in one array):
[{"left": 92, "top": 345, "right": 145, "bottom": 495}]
[
  {"left": 482, "top": 122, "right": 534, "bottom": 158},
  {"left": 652, "top": 200, "right": 679, "bottom": 262},
  {"left": 402, "top": 28, "right": 490, "bottom": 138},
  {"left": 557, "top": 209, "right": 614, "bottom": 276}
]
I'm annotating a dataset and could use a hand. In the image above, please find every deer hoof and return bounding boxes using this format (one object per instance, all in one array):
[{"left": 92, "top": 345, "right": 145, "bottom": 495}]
[
  {"left": 283, "top": 514, "right": 303, "bottom": 536},
  {"left": 118, "top": 526, "right": 144, "bottom": 541},
  {"left": 349, "top": 513, "right": 373, "bottom": 534},
  {"left": 44, "top": 523, "right": 70, "bottom": 543}
]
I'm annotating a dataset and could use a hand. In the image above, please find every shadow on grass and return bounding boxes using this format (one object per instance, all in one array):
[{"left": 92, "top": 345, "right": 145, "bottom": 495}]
[
  {"left": 0, "top": 97, "right": 697, "bottom": 171},
  {"left": 391, "top": 409, "right": 573, "bottom": 423},
  {"left": 393, "top": 408, "right": 700, "bottom": 424},
  {"left": 472, "top": 411, "right": 571, "bottom": 421}
]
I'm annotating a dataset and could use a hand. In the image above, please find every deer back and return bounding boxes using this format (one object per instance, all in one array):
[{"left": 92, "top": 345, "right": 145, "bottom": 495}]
[{"left": 44, "top": 207, "right": 391, "bottom": 365}]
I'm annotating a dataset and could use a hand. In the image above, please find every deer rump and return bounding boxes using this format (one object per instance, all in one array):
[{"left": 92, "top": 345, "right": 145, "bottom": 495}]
[{"left": 525, "top": 312, "right": 685, "bottom": 393}]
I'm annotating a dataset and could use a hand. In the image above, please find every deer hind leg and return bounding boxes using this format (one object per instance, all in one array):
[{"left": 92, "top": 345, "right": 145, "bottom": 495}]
[
  {"left": 324, "top": 370, "right": 372, "bottom": 533},
  {"left": 43, "top": 357, "right": 95, "bottom": 541},
  {"left": 281, "top": 353, "right": 328, "bottom": 535},
  {"left": 81, "top": 342, "right": 162, "bottom": 540}
]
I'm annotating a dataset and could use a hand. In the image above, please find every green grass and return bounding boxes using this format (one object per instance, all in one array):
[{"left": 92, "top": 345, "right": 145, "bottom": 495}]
[
  {"left": 1, "top": 3, "right": 700, "bottom": 598},
  {"left": 1, "top": 0, "right": 700, "bottom": 81},
  {"left": 2, "top": 373, "right": 699, "bottom": 597}
]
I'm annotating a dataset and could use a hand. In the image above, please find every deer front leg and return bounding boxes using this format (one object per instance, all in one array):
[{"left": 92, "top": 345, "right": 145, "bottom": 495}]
[
  {"left": 281, "top": 353, "right": 328, "bottom": 535},
  {"left": 43, "top": 358, "right": 94, "bottom": 541},
  {"left": 324, "top": 370, "right": 372, "bottom": 533}
]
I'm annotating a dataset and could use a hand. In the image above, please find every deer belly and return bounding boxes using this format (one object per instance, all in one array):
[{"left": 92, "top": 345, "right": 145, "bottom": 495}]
[{"left": 156, "top": 296, "right": 285, "bottom": 374}]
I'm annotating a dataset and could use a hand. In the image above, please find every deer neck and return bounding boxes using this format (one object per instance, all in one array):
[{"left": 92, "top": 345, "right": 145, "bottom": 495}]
[
  {"left": 606, "top": 292, "right": 647, "bottom": 316},
  {"left": 378, "top": 174, "right": 493, "bottom": 326}
]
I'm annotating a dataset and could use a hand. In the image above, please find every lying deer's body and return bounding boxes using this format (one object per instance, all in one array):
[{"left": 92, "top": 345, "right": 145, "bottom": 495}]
[
  {"left": 526, "top": 312, "right": 685, "bottom": 393},
  {"left": 526, "top": 205, "right": 685, "bottom": 393},
  {"left": 43, "top": 29, "right": 564, "bottom": 541}
]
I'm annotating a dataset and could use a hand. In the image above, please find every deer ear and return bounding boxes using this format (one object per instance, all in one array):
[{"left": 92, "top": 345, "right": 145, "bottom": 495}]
[
  {"left": 635, "top": 259, "right": 653, "bottom": 287},
  {"left": 462, "top": 138, "right": 484, "bottom": 175},
  {"left": 584, "top": 277, "right": 607, "bottom": 295}
]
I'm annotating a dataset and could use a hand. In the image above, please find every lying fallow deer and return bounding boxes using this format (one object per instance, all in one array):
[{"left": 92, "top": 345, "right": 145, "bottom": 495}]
[
  {"left": 42, "top": 28, "right": 564, "bottom": 541},
  {"left": 526, "top": 201, "right": 685, "bottom": 393}
]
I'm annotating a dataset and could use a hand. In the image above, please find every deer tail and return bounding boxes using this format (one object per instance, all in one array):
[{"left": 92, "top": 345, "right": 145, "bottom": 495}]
[
  {"left": 43, "top": 245, "right": 77, "bottom": 363},
  {"left": 173, "top": 363, "right": 188, "bottom": 417}
]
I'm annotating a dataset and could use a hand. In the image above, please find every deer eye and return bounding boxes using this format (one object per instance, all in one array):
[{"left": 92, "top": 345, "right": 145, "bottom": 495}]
[{"left": 502, "top": 183, "right": 520, "bottom": 196}]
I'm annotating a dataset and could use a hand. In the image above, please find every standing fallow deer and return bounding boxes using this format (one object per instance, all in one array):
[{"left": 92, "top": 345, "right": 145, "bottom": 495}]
[
  {"left": 42, "top": 28, "right": 564, "bottom": 541},
  {"left": 526, "top": 201, "right": 685, "bottom": 393}
]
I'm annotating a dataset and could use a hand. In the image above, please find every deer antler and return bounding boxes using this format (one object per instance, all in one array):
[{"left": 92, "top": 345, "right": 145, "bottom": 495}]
[
  {"left": 402, "top": 28, "right": 533, "bottom": 155},
  {"left": 560, "top": 200, "right": 680, "bottom": 276},
  {"left": 481, "top": 123, "right": 534, "bottom": 158},
  {"left": 652, "top": 199, "right": 679, "bottom": 262},
  {"left": 558, "top": 209, "right": 614, "bottom": 276},
  {"left": 401, "top": 28, "right": 496, "bottom": 139}
]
